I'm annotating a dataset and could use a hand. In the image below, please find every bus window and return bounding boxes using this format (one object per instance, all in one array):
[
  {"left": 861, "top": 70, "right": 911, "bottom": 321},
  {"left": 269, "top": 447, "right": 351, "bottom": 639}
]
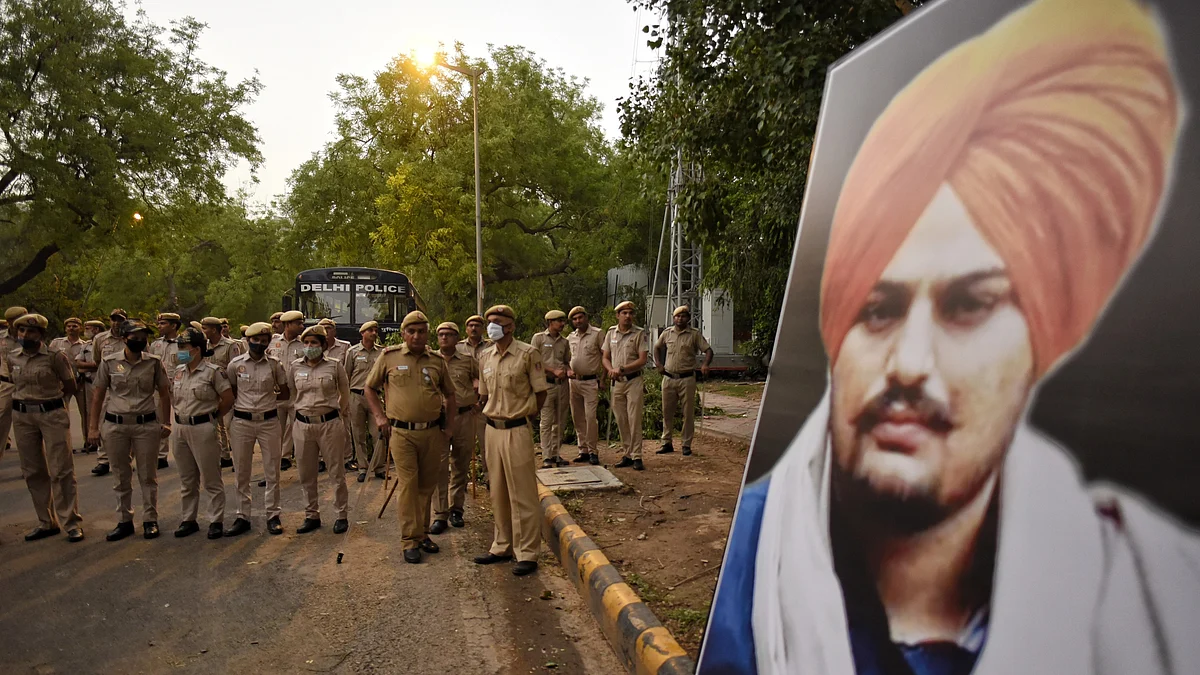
[
  {"left": 299, "top": 288, "right": 351, "bottom": 322},
  {"left": 355, "top": 291, "right": 396, "bottom": 324}
]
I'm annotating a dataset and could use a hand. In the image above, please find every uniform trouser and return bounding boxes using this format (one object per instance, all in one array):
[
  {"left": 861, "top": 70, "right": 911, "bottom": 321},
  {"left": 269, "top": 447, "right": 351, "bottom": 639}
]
[
  {"left": 661, "top": 375, "right": 698, "bottom": 447},
  {"left": 279, "top": 404, "right": 295, "bottom": 461},
  {"left": 350, "top": 393, "right": 386, "bottom": 473},
  {"left": 486, "top": 424, "right": 541, "bottom": 562},
  {"left": 294, "top": 416, "right": 348, "bottom": 521},
  {"left": 569, "top": 379, "right": 599, "bottom": 454},
  {"left": 474, "top": 413, "right": 488, "bottom": 478},
  {"left": 67, "top": 383, "right": 87, "bottom": 448},
  {"left": 230, "top": 416, "right": 282, "bottom": 519},
  {"left": 612, "top": 378, "right": 645, "bottom": 460},
  {"left": 539, "top": 383, "right": 568, "bottom": 460},
  {"left": 391, "top": 426, "right": 445, "bottom": 549},
  {"left": 15, "top": 408, "right": 82, "bottom": 530},
  {"left": 0, "top": 382, "right": 12, "bottom": 462},
  {"left": 103, "top": 419, "right": 160, "bottom": 523},
  {"left": 153, "top": 392, "right": 170, "bottom": 460},
  {"left": 172, "top": 420, "right": 225, "bottom": 524},
  {"left": 434, "top": 411, "right": 475, "bottom": 520},
  {"left": 216, "top": 411, "right": 232, "bottom": 460},
  {"left": 96, "top": 388, "right": 109, "bottom": 465}
]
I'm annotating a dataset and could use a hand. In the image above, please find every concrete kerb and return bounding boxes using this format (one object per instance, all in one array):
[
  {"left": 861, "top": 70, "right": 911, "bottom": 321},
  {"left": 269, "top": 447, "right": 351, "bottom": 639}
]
[{"left": 537, "top": 481, "right": 695, "bottom": 675}]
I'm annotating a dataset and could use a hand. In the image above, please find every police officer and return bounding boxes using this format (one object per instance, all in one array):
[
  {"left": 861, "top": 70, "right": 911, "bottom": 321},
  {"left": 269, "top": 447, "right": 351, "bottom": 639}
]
[
  {"left": 219, "top": 318, "right": 231, "bottom": 339},
  {"left": 76, "top": 320, "right": 106, "bottom": 454},
  {"left": 602, "top": 301, "right": 649, "bottom": 471},
  {"left": 433, "top": 321, "right": 478, "bottom": 532},
  {"left": 170, "top": 327, "right": 233, "bottom": 539},
  {"left": 531, "top": 310, "right": 571, "bottom": 468},
  {"left": 0, "top": 306, "right": 30, "bottom": 464},
  {"left": 49, "top": 317, "right": 88, "bottom": 448},
  {"left": 320, "top": 318, "right": 351, "bottom": 362},
  {"left": 344, "top": 320, "right": 386, "bottom": 482},
  {"left": 5, "top": 313, "right": 85, "bottom": 543},
  {"left": 288, "top": 324, "right": 351, "bottom": 534},
  {"left": 566, "top": 306, "right": 605, "bottom": 465},
  {"left": 654, "top": 306, "right": 713, "bottom": 457},
  {"left": 237, "top": 325, "right": 250, "bottom": 352},
  {"left": 201, "top": 316, "right": 243, "bottom": 468},
  {"left": 149, "top": 312, "right": 184, "bottom": 469},
  {"left": 89, "top": 319, "right": 172, "bottom": 541},
  {"left": 269, "top": 312, "right": 284, "bottom": 339},
  {"left": 226, "top": 322, "right": 290, "bottom": 536},
  {"left": 473, "top": 305, "right": 549, "bottom": 576},
  {"left": 268, "top": 310, "right": 306, "bottom": 470},
  {"left": 459, "top": 315, "right": 492, "bottom": 482},
  {"left": 364, "top": 312, "right": 456, "bottom": 563},
  {"left": 83, "top": 309, "right": 129, "bottom": 476}
]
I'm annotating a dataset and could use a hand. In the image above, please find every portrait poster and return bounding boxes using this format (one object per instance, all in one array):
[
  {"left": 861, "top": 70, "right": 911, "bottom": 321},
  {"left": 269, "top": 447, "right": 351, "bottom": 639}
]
[{"left": 697, "top": 0, "right": 1200, "bottom": 673}]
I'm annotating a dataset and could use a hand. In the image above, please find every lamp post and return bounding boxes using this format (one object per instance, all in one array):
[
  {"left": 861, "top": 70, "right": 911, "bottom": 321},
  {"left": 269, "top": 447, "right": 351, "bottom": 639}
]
[{"left": 436, "top": 57, "right": 485, "bottom": 316}]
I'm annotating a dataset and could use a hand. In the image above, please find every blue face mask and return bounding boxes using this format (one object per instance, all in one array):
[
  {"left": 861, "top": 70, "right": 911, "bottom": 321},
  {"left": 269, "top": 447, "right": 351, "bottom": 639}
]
[{"left": 176, "top": 350, "right": 193, "bottom": 364}]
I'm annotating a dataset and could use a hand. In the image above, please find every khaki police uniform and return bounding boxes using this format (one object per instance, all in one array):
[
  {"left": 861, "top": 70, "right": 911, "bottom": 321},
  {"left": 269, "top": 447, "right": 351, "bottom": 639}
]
[
  {"left": 478, "top": 330, "right": 549, "bottom": 563},
  {"left": 365, "top": 343, "right": 453, "bottom": 549},
  {"left": 5, "top": 341, "right": 82, "bottom": 530},
  {"left": 531, "top": 329, "right": 571, "bottom": 461},
  {"left": 49, "top": 334, "right": 88, "bottom": 445},
  {"left": 75, "top": 332, "right": 99, "bottom": 450},
  {"left": 207, "top": 335, "right": 243, "bottom": 460},
  {"left": 288, "top": 354, "right": 351, "bottom": 522},
  {"left": 0, "top": 316, "right": 22, "bottom": 460},
  {"left": 149, "top": 332, "right": 181, "bottom": 461},
  {"left": 95, "top": 350, "right": 169, "bottom": 523},
  {"left": 604, "top": 324, "right": 649, "bottom": 460},
  {"left": 343, "top": 340, "right": 386, "bottom": 474},
  {"left": 227, "top": 351, "right": 287, "bottom": 520},
  {"left": 90, "top": 327, "right": 127, "bottom": 466},
  {"left": 458, "top": 336, "right": 493, "bottom": 476},
  {"left": 327, "top": 338, "right": 350, "bottom": 362},
  {"left": 171, "top": 359, "right": 229, "bottom": 525},
  {"left": 567, "top": 322, "right": 605, "bottom": 456},
  {"left": 435, "top": 343, "right": 478, "bottom": 522},
  {"left": 268, "top": 334, "right": 305, "bottom": 461},
  {"left": 656, "top": 324, "right": 711, "bottom": 449}
]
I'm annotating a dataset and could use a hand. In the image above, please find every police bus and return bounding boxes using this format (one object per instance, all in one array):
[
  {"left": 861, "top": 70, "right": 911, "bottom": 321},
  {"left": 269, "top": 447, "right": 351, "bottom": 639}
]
[{"left": 282, "top": 267, "right": 425, "bottom": 344}]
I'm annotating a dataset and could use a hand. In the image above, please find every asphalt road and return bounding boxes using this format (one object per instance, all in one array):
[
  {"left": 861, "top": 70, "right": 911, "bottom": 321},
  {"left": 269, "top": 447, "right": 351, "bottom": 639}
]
[{"left": 0, "top": 409, "right": 621, "bottom": 674}]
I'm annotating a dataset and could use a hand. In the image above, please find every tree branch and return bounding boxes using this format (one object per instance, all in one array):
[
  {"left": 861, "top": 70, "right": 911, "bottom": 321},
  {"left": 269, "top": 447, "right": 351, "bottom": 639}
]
[
  {"left": 488, "top": 214, "right": 568, "bottom": 235},
  {"left": 0, "top": 242, "right": 61, "bottom": 296},
  {"left": 484, "top": 251, "right": 572, "bottom": 283}
]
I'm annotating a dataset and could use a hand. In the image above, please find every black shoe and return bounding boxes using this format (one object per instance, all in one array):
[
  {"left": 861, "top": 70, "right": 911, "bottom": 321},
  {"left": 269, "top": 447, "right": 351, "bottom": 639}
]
[
  {"left": 513, "top": 561, "right": 538, "bottom": 576},
  {"left": 24, "top": 526, "right": 61, "bottom": 541},
  {"left": 258, "top": 479, "right": 267, "bottom": 487},
  {"left": 572, "top": 453, "right": 590, "bottom": 463},
  {"left": 267, "top": 516, "right": 283, "bottom": 535},
  {"left": 474, "top": 552, "right": 514, "bottom": 565},
  {"left": 589, "top": 453, "right": 600, "bottom": 465},
  {"left": 656, "top": 443, "right": 675, "bottom": 454},
  {"left": 449, "top": 511, "right": 464, "bottom": 528},
  {"left": 333, "top": 519, "right": 348, "bottom": 534},
  {"left": 420, "top": 537, "right": 440, "bottom": 553},
  {"left": 682, "top": 446, "right": 692, "bottom": 456},
  {"left": 318, "top": 460, "right": 326, "bottom": 473},
  {"left": 614, "top": 457, "right": 634, "bottom": 468},
  {"left": 91, "top": 463, "right": 110, "bottom": 476},
  {"left": 220, "top": 457, "right": 233, "bottom": 468},
  {"left": 541, "top": 460, "right": 555, "bottom": 469},
  {"left": 633, "top": 459, "right": 645, "bottom": 471},
  {"left": 225, "top": 518, "right": 251, "bottom": 537},
  {"left": 67, "top": 528, "right": 85, "bottom": 543},
  {"left": 207, "top": 522, "right": 224, "bottom": 539},
  {"left": 144, "top": 521, "right": 160, "bottom": 539},
  {"left": 429, "top": 519, "right": 448, "bottom": 535},
  {"left": 357, "top": 472, "right": 366, "bottom": 483},
  {"left": 296, "top": 518, "right": 321, "bottom": 534},
  {"left": 174, "top": 520, "right": 199, "bottom": 538},
  {"left": 106, "top": 521, "right": 135, "bottom": 542},
  {"left": 345, "top": 460, "right": 358, "bottom": 471},
  {"left": 158, "top": 458, "right": 169, "bottom": 469},
  {"left": 404, "top": 548, "right": 422, "bottom": 564},
  {"left": 374, "top": 470, "right": 386, "bottom": 479},
  {"left": 280, "top": 457, "right": 292, "bottom": 471},
  {"left": 554, "top": 457, "right": 571, "bottom": 467}
]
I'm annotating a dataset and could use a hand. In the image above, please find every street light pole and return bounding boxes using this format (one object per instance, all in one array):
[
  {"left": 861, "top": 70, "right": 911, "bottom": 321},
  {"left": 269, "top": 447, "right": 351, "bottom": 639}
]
[{"left": 436, "top": 58, "right": 485, "bottom": 316}]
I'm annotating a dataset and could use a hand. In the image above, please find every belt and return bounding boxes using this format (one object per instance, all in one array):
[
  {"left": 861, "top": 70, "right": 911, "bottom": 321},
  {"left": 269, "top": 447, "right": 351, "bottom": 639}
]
[
  {"left": 175, "top": 411, "right": 218, "bottom": 425},
  {"left": 457, "top": 404, "right": 475, "bottom": 414},
  {"left": 350, "top": 388, "right": 365, "bottom": 396},
  {"left": 616, "top": 370, "right": 642, "bottom": 381},
  {"left": 663, "top": 370, "right": 696, "bottom": 379},
  {"left": 572, "top": 374, "right": 598, "bottom": 381},
  {"left": 485, "top": 416, "right": 532, "bottom": 430},
  {"left": 295, "top": 409, "right": 340, "bottom": 424},
  {"left": 389, "top": 418, "right": 443, "bottom": 430},
  {"left": 546, "top": 374, "right": 557, "bottom": 384},
  {"left": 105, "top": 411, "right": 157, "bottom": 425},
  {"left": 233, "top": 409, "right": 278, "bottom": 421},
  {"left": 0, "top": 375, "right": 11, "bottom": 384},
  {"left": 12, "top": 399, "right": 65, "bottom": 413}
]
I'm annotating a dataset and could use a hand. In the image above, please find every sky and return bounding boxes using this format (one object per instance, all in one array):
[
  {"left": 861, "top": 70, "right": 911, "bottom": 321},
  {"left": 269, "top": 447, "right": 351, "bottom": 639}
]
[{"left": 127, "top": 0, "right": 662, "bottom": 207}]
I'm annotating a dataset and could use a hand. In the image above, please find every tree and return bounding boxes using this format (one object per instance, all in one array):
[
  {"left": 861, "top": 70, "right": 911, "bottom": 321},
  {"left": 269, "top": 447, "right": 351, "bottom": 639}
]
[
  {"left": 0, "top": 0, "right": 262, "bottom": 296},
  {"left": 620, "top": 0, "right": 919, "bottom": 361}
]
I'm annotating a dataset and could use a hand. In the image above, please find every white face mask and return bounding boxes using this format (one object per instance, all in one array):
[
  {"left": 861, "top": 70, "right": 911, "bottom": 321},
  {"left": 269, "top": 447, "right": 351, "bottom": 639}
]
[{"left": 486, "top": 322, "right": 505, "bottom": 341}]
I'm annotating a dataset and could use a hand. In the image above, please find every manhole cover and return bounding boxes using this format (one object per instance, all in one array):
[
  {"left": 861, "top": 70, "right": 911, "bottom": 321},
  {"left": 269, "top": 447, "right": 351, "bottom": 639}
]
[{"left": 537, "top": 466, "right": 624, "bottom": 492}]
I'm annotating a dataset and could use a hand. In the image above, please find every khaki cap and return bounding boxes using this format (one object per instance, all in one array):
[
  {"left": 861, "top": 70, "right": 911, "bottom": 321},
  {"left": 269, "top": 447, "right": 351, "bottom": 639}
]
[
  {"left": 84, "top": 320, "right": 106, "bottom": 329},
  {"left": 239, "top": 324, "right": 249, "bottom": 332},
  {"left": 109, "top": 308, "right": 128, "bottom": 320},
  {"left": 359, "top": 320, "right": 379, "bottom": 333},
  {"left": 400, "top": 311, "right": 429, "bottom": 330},
  {"left": 615, "top": 301, "right": 636, "bottom": 313},
  {"left": 544, "top": 310, "right": 566, "bottom": 321},
  {"left": 12, "top": 313, "right": 48, "bottom": 330},
  {"left": 123, "top": 319, "right": 153, "bottom": 335},
  {"left": 200, "top": 316, "right": 222, "bottom": 327},
  {"left": 5, "top": 306, "right": 29, "bottom": 322},
  {"left": 219, "top": 318, "right": 230, "bottom": 326},
  {"left": 245, "top": 322, "right": 272, "bottom": 337},
  {"left": 673, "top": 305, "right": 691, "bottom": 317},
  {"left": 189, "top": 321, "right": 203, "bottom": 331},
  {"left": 465, "top": 315, "right": 486, "bottom": 327},
  {"left": 64, "top": 317, "right": 82, "bottom": 327},
  {"left": 485, "top": 305, "right": 515, "bottom": 321},
  {"left": 157, "top": 312, "right": 181, "bottom": 322},
  {"left": 568, "top": 306, "right": 588, "bottom": 319},
  {"left": 269, "top": 311, "right": 284, "bottom": 321},
  {"left": 436, "top": 321, "right": 460, "bottom": 335},
  {"left": 318, "top": 318, "right": 336, "bottom": 326},
  {"left": 280, "top": 310, "right": 304, "bottom": 322},
  {"left": 300, "top": 325, "right": 327, "bottom": 341}
]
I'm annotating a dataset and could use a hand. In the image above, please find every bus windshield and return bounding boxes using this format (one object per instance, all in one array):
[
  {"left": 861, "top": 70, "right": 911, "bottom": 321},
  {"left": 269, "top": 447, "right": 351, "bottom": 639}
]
[
  {"left": 355, "top": 290, "right": 396, "bottom": 324},
  {"left": 298, "top": 286, "right": 352, "bottom": 322}
]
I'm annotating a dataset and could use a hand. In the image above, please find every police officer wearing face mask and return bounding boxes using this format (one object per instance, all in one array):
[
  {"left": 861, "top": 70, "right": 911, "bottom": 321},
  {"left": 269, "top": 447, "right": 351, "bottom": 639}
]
[{"left": 0, "top": 305, "right": 30, "bottom": 464}]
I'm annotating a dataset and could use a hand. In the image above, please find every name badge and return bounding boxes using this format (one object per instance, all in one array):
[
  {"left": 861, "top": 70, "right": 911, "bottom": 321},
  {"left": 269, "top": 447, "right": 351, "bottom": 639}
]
[
  {"left": 238, "top": 372, "right": 250, "bottom": 380},
  {"left": 483, "top": 367, "right": 492, "bottom": 375},
  {"left": 298, "top": 371, "right": 309, "bottom": 378},
  {"left": 356, "top": 355, "right": 367, "bottom": 361},
  {"left": 397, "top": 365, "right": 408, "bottom": 371}
]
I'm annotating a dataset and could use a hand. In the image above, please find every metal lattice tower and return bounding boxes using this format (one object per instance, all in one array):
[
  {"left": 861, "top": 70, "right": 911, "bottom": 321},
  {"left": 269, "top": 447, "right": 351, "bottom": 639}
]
[{"left": 651, "top": 152, "right": 703, "bottom": 335}]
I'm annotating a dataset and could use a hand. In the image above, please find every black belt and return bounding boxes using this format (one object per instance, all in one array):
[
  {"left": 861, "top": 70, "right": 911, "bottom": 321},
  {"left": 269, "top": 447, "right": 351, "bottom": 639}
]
[
  {"left": 295, "top": 409, "right": 340, "bottom": 424},
  {"left": 616, "top": 370, "right": 642, "bottom": 381},
  {"left": 389, "top": 418, "right": 442, "bottom": 430},
  {"left": 175, "top": 411, "right": 218, "bottom": 425},
  {"left": 457, "top": 405, "right": 475, "bottom": 414},
  {"left": 13, "top": 399, "right": 65, "bottom": 413},
  {"left": 105, "top": 411, "right": 157, "bottom": 425},
  {"left": 663, "top": 370, "right": 696, "bottom": 379},
  {"left": 546, "top": 374, "right": 557, "bottom": 384},
  {"left": 233, "top": 409, "right": 278, "bottom": 421},
  {"left": 0, "top": 375, "right": 10, "bottom": 384},
  {"left": 486, "top": 416, "right": 532, "bottom": 430},
  {"left": 350, "top": 388, "right": 365, "bottom": 396},
  {"left": 572, "top": 374, "right": 598, "bottom": 381}
]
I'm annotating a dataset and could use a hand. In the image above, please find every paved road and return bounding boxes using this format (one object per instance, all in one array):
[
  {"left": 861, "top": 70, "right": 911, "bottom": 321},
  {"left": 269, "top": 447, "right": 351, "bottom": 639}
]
[{"left": 0, "top": 410, "right": 621, "bottom": 674}]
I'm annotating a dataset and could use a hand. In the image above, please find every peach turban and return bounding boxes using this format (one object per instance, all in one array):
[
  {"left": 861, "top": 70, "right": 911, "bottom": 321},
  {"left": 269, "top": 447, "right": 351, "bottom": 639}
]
[{"left": 819, "top": 0, "right": 1180, "bottom": 378}]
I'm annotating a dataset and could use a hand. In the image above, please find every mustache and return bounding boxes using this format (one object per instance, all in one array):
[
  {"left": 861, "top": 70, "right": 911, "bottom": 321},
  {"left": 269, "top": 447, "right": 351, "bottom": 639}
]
[{"left": 853, "top": 383, "right": 954, "bottom": 434}]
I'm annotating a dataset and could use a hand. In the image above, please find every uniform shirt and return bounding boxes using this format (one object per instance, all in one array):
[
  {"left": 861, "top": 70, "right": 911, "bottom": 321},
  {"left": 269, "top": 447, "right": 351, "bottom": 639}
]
[
  {"left": 4, "top": 345, "right": 74, "bottom": 400},
  {"left": 530, "top": 331, "right": 571, "bottom": 380},
  {"left": 458, "top": 337, "right": 493, "bottom": 361},
  {"left": 656, "top": 326, "right": 712, "bottom": 373},
  {"left": 567, "top": 325, "right": 605, "bottom": 376},
  {"left": 207, "top": 336, "right": 243, "bottom": 369},
  {"left": 49, "top": 336, "right": 86, "bottom": 376},
  {"left": 93, "top": 329, "right": 126, "bottom": 361},
  {"left": 95, "top": 352, "right": 169, "bottom": 415},
  {"left": 603, "top": 325, "right": 650, "bottom": 372},
  {"left": 267, "top": 335, "right": 305, "bottom": 376},
  {"left": 149, "top": 335, "right": 181, "bottom": 372},
  {"left": 226, "top": 353, "right": 287, "bottom": 413},
  {"left": 288, "top": 356, "right": 350, "bottom": 416},
  {"left": 171, "top": 360, "right": 231, "bottom": 417},
  {"left": 365, "top": 344, "right": 454, "bottom": 423},
  {"left": 326, "top": 338, "right": 351, "bottom": 362},
  {"left": 76, "top": 340, "right": 96, "bottom": 382},
  {"left": 440, "top": 348, "right": 479, "bottom": 406},
  {"left": 343, "top": 342, "right": 383, "bottom": 391},
  {"left": 477, "top": 340, "right": 549, "bottom": 420}
]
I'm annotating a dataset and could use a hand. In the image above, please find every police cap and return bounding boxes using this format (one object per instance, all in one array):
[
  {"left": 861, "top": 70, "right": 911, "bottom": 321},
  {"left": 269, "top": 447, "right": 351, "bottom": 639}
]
[
  {"left": 359, "top": 320, "right": 379, "bottom": 333},
  {"left": 673, "top": 305, "right": 691, "bottom": 317},
  {"left": 436, "top": 321, "right": 459, "bottom": 335},
  {"left": 12, "top": 313, "right": 48, "bottom": 330},
  {"left": 4, "top": 306, "right": 29, "bottom": 322},
  {"left": 122, "top": 319, "right": 153, "bottom": 335},
  {"left": 465, "top": 315, "right": 486, "bottom": 327},
  {"left": 400, "top": 311, "right": 429, "bottom": 330},
  {"left": 568, "top": 306, "right": 588, "bottom": 320},
  {"left": 485, "top": 305, "right": 515, "bottom": 322},
  {"left": 245, "top": 322, "right": 272, "bottom": 338},
  {"left": 544, "top": 310, "right": 566, "bottom": 322},
  {"left": 200, "top": 316, "right": 222, "bottom": 327},
  {"left": 614, "top": 301, "right": 636, "bottom": 313},
  {"left": 280, "top": 310, "right": 304, "bottom": 323}
]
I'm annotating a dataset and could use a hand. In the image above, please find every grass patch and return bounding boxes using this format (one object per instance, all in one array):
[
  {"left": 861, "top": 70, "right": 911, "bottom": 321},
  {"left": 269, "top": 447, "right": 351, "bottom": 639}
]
[
  {"left": 560, "top": 495, "right": 585, "bottom": 518},
  {"left": 625, "top": 572, "right": 664, "bottom": 603},
  {"left": 663, "top": 607, "right": 709, "bottom": 633},
  {"left": 704, "top": 381, "right": 765, "bottom": 399}
]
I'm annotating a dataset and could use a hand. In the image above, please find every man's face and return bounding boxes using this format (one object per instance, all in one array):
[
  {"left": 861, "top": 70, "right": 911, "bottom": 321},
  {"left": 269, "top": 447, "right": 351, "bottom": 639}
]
[
  {"left": 403, "top": 324, "right": 429, "bottom": 352},
  {"left": 674, "top": 312, "right": 690, "bottom": 329},
  {"left": 66, "top": 322, "right": 81, "bottom": 338},
  {"left": 16, "top": 325, "right": 42, "bottom": 345},
  {"left": 272, "top": 319, "right": 283, "bottom": 334},
  {"left": 548, "top": 319, "right": 565, "bottom": 335},
  {"left": 109, "top": 316, "right": 123, "bottom": 330},
  {"left": 571, "top": 314, "right": 589, "bottom": 331},
  {"left": 617, "top": 309, "right": 635, "bottom": 328},
  {"left": 466, "top": 321, "right": 483, "bottom": 339},
  {"left": 156, "top": 319, "right": 170, "bottom": 335},
  {"left": 249, "top": 334, "right": 271, "bottom": 349},
  {"left": 490, "top": 317, "right": 514, "bottom": 340},
  {"left": 361, "top": 327, "right": 377, "bottom": 347},
  {"left": 437, "top": 329, "right": 458, "bottom": 350},
  {"left": 221, "top": 325, "right": 230, "bottom": 337},
  {"left": 284, "top": 320, "right": 303, "bottom": 339},
  {"left": 84, "top": 327, "right": 98, "bottom": 341},
  {"left": 829, "top": 185, "right": 1034, "bottom": 526}
]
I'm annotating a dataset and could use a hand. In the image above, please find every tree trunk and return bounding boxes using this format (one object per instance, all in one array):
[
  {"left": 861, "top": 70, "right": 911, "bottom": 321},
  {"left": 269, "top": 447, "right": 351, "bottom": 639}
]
[{"left": 0, "top": 242, "right": 61, "bottom": 296}]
